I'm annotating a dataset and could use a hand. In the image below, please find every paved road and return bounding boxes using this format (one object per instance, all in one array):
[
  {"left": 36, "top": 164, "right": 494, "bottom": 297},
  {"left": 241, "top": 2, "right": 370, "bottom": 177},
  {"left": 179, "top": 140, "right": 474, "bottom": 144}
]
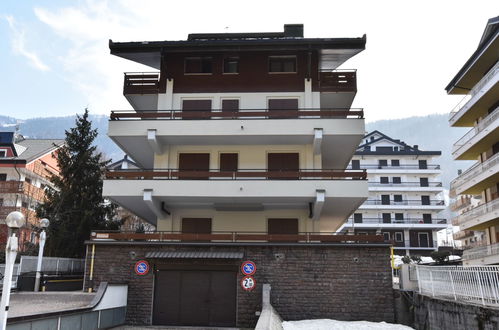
[{"left": 111, "top": 326, "right": 253, "bottom": 330}]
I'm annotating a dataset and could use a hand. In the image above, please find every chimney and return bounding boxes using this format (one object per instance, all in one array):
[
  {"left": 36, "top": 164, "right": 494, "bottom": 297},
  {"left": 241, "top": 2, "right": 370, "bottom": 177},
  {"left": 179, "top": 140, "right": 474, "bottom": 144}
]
[
  {"left": 413, "top": 145, "right": 419, "bottom": 150},
  {"left": 284, "top": 24, "right": 303, "bottom": 38}
]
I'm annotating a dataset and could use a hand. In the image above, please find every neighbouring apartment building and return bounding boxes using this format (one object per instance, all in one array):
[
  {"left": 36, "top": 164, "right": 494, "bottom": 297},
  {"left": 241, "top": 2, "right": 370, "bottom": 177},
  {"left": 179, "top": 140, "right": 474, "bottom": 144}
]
[
  {"left": 447, "top": 16, "right": 499, "bottom": 265},
  {"left": 0, "top": 131, "right": 63, "bottom": 250},
  {"left": 340, "top": 131, "right": 447, "bottom": 256},
  {"left": 86, "top": 24, "right": 395, "bottom": 327}
]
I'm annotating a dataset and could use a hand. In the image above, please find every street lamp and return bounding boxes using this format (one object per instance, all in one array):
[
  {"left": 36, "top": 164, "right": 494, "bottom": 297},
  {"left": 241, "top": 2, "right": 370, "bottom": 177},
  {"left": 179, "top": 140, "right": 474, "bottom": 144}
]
[
  {"left": 34, "top": 218, "right": 49, "bottom": 292},
  {"left": 0, "top": 211, "right": 25, "bottom": 329}
]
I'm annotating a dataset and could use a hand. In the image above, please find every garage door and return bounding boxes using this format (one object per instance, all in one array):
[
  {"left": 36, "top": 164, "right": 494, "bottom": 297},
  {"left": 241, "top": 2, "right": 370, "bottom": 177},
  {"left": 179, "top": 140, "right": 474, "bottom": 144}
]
[{"left": 153, "top": 269, "right": 236, "bottom": 326}]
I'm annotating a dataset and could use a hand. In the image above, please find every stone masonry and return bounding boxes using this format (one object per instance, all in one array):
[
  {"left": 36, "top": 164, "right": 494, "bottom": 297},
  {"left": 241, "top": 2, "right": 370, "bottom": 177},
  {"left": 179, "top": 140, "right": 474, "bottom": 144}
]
[{"left": 84, "top": 242, "right": 394, "bottom": 327}]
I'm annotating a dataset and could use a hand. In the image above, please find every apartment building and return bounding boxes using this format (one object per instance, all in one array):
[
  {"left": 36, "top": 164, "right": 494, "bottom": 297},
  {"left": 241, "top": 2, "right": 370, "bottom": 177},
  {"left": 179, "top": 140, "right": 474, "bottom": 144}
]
[
  {"left": 340, "top": 131, "right": 447, "bottom": 256},
  {"left": 86, "top": 25, "right": 395, "bottom": 327},
  {"left": 0, "top": 132, "right": 63, "bottom": 249},
  {"left": 447, "top": 16, "right": 499, "bottom": 265}
]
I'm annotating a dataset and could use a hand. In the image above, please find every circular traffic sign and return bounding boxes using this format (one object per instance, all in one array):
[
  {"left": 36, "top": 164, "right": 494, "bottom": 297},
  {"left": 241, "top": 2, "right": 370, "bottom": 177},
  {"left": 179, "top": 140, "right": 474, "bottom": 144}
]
[
  {"left": 134, "top": 260, "right": 150, "bottom": 276},
  {"left": 241, "top": 260, "right": 256, "bottom": 275},
  {"left": 240, "top": 275, "right": 256, "bottom": 291}
]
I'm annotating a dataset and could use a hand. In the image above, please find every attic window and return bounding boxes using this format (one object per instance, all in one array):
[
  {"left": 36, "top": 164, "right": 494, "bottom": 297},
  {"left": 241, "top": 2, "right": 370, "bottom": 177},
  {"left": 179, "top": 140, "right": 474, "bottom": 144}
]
[
  {"left": 269, "top": 56, "right": 296, "bottom": 73},
  {"left": 185, "top": 57, "right": 213, "bottom": 74},
  {"left": 0, "top": 150, "right": 6, "bottom": 158}
]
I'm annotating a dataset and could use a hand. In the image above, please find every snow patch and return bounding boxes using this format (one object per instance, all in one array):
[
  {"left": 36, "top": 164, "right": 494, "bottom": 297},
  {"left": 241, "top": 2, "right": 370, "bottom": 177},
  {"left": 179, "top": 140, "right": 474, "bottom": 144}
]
[{"left": 282, "top": 319, "right": 413, "bottom": 330}]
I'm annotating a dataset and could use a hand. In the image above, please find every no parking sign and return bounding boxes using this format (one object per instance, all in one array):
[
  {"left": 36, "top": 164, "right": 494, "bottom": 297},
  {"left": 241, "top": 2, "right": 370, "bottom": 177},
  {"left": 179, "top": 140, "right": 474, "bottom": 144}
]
[{"left": 134, "top": 260, "right": 150, "bottom": 276}]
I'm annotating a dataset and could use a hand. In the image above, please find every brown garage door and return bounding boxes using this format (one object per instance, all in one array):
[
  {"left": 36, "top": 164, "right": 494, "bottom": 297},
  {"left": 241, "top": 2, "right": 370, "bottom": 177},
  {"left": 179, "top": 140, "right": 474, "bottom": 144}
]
[
  {"left": 267, "top": 153, "right": 299, "bottom": 179},
  {"left": 153, "top": 269, "right": 237, "bottom": 326},
  {"left": 179, "top": 153, "right": 210, "bottom": 179}
]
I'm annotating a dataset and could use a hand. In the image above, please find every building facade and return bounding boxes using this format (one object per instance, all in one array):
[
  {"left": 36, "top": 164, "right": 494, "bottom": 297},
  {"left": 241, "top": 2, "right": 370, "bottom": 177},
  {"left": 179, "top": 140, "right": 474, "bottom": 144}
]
[
  {"left": 0, "top": 132, "right": 63, "bottom": 250},
  {"left": 87, "top": 25, "right": 395, "bottom": 327},
  {"left": 340, "top": 131, "right": 447, "bottom": 256},
  {"left": 448, "top": 17, "right": 499, "bottom": 265}
]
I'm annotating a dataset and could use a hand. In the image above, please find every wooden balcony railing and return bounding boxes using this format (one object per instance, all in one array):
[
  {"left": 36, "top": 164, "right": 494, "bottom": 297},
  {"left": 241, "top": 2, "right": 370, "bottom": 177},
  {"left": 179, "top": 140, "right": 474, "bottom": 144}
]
[
  {"left": 123, "top": 72, "right": 160, "bottom": 95},
  {"left": 90, "top": 231, "right": 386, "bottom": 244},
  {"left": 110, "top": 108, "right": 364, "bottom": 120},
  {"left": 105, "top": 169, "right": 367, "bottom": 180},
  {"left": 0, "top": 181, "right": 46, "bottom": 201},
  {"left": 0, "top": 181, "right": 22, "bottom": 194},
  {"left": 319, "top": 70, "right": 357, "bottom": 92}
]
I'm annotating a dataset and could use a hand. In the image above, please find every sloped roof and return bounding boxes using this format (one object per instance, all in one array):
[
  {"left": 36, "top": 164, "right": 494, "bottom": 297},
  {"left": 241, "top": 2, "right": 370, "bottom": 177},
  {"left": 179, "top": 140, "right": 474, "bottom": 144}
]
[
  {"left": 15, "top": 139, "right": 64, "bottom": 162},
  {"left": 356, "top": 130, "right": 441, "bottom": 155}
]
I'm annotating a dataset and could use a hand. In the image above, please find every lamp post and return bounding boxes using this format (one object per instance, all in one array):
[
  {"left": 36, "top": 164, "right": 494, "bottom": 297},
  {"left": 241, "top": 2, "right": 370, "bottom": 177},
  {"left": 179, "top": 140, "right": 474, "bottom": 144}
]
[
  {"left": 34, "top": 218, "right": 49, "bottom": 292},
  {"left": 0, "top": 211, "right": 25, "bottom": 329}
]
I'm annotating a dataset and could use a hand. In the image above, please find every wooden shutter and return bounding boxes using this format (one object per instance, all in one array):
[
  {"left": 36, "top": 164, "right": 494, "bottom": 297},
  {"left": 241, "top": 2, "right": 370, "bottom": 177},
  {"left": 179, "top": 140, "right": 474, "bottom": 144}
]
[
  {"left": 179, "top": 153, "right": 210, "bottom": 179},
  {"left": 222, "top": 100, "right": 239, "bottom": 112},
  {"left": 220, "top": 153, "right": 238, "bottom": 172},
  {"left": 182, "top": 218, "right": 212, "bottom": 234},
  {"left": 267, "top": 153, "right": 299, "bottom": 179},
  {"left": 268, "top": 218, "right": 298, "bottom": 235}
]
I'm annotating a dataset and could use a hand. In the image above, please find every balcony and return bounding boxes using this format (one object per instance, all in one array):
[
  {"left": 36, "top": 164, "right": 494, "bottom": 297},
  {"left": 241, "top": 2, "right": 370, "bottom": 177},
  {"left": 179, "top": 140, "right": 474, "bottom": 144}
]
[
  {"left": 123, "top": 72, "right": 160, "bottom": 110},
  {"left": 347, "top": 164, "right": 441, "bottom": 173},
  {"left": 453, "top": 230, "right": 474, "bottom": 241},
  {"left": 108, "top": 108, "right": 365, "bottom": 169},
  {"left": 0, "top": 181, "right": 46, "bottom": 201},
  {"left": 451, "top": 152, "right": 499, "bottom": 195},
  {"left": 368, "top": 182, "right": 442, "bottom": 192},
  {"left": 359, "top": 199, "right": 445, "bottom": 210},
  {"left": 449, "top": 61, "right": 499, "bottom": 127},
  {"left": 452, "top": 107, "right": 499, "bottom": 160},
  {"left": 0, "top": 206, "right": 38, "bottom": 225},
  {"left": 452, "top": 198, "right": 499, "bottom": 230},
  {"left": 343, "top": 217, "right": 447, "bottom": 229},
  {"left": 103, "top": 169, "right": 368, "bottom": 226},
  {"left": 319, "top": 70, "right": 357, "bottom": 109},
  {"left": 450, "top": 195, "right": 472, "bottom": 211},
  {"left": 90, "top": 230, "right": 386, "bottom": 245},
  {"left": 462, "top": 242, "right": 499, "bottom": 265}
]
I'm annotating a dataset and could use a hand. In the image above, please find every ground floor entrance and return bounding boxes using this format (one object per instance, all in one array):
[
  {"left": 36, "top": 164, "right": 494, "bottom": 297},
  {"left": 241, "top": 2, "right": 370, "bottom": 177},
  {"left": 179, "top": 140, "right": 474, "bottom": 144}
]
[{"left": 152, "top": 267, "right": 237, "bottom": 327}]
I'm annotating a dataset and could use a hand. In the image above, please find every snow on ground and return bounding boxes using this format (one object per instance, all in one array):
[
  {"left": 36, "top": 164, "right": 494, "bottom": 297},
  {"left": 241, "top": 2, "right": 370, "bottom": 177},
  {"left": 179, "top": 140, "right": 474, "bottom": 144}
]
[{"left": 282, "top": 319, "right": 414, "bottom": 330}]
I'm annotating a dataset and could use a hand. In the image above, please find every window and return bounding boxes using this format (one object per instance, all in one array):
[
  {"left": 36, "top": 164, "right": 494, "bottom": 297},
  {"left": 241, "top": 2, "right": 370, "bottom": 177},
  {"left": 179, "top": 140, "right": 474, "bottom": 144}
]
[
  {"left": 376, "top": 147, "right": 393, "bottom": 152},
  {"left": 0, "top": 150, "right": 6, "bottom": 158},
  {"left": 220, "top": 153, "right": 238, "bottom": 172},
  {"left": 25, "top": 178, "right": 32, "bottom": 184},
  {"left": 351, "top": 160, "right": 360, "bottom": 170},
  {"left": 0, "top": 198, "right": 3, "bottom": 206},
  {"left": 392, "top": 177, "right": 401, "bottom": 184},
  {"left": 0, "top": 174, "right": 6, "bottom": 181},
  {"left": 395, "top": 232, "right": 403, "bottom": 242},
  {"left": 418, "top": 232, "right": 429, "bottom": 247},
  {"left": 353, "top": 213, "right": 363, "bottom": 223},
  {"left": 380, "top": 177, "right": 389, "bottom": 184},
  {"left": 421, "top": 195, "right": 430, "bottom": 205},
  {"left": 381, "top": 195, "right": 390, "bottom": 205},
  {"left": 423, "top": 214, "right": 432, "bottom": 224},
  {"left": 391, "top": 159, "right": 400, "bottom": 166},
  {"left": 185, "top": 57, "right": 212, "bottom": 74},
  {"left": 223, "top": 57, "right": 239, "bottom": 74},
  {"left": 418, "top": 160, "right": 427, "bottom": 169},
  {"left": 269, "top": 56, "right": 296, "bottom": 73},
  {"left": 21, "top": 201, "right": 28, "bottom": 208},
  {"left": 382, "top": 213, "right": 391, "bottom": 223},
  {"left": 420, "top": 177, "right": 429, "bottom": 187},
  {"left": 378, "top": 160, "right": 388, "bottom": 168},
  {"left": 394, "top": 195, "right": 403, "bottom": 203},
  {"left": 222, "top": 99, "right": 239, "bottom": 112},
  {"left": 268, "top": 99, "right": 298, "bottom": 111},
  {"left": 382, "top": 232, "right": 390, "bottom": 241}
]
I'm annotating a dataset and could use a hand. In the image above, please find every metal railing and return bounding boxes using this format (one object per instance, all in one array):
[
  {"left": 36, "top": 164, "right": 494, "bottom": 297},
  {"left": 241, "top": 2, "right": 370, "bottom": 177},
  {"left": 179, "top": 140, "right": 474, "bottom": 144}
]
[
  {"left": 416, "top": 265, "right": 499, "bottom": 306},
  {"left": 347, "top": 164, "right": 440, "bottom": 170},
  {"left": 18, "top": 256, "right": 84, "bottom": 275},
  {"left": 362, "top": 199, "right": 445, "bottom": 206},
  {"left": 451, "top": 152, "right": 499, "bottom": 193},
  {"left": 462, "top": 242, "right": 499, "bottom": 261},
  {"left": 106, "top": 168, "right": 367, "bottom": 180},
  {"left": 368, "top": 182, "right": 442, "bottom": 187},
  {"left": 347, "top": 217, "right": 447, "bottom": 225},
  {"left": 90, "top": 230, "right": 386, "bottom": 244},
  {"left": 110, "top": 108, "right": 364, "bottom": 120},
  {"left": 452, "top": 198, "right": 499, "bottom": 227},
  {"left": 453, "top": 107, "right": 499, "bottom": 156}
]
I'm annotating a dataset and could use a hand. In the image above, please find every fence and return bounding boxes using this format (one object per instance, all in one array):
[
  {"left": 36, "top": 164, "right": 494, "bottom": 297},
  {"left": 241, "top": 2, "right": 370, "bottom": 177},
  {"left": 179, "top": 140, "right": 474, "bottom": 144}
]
[
  {"left": 416, "top": 265, "right": 499, "bottom": 307},
  {"left": 0, "top": 264, "right": 20, "bottom": 289},
  {"left": 18, "top": 256, "right": 84, "bottom": 275}
]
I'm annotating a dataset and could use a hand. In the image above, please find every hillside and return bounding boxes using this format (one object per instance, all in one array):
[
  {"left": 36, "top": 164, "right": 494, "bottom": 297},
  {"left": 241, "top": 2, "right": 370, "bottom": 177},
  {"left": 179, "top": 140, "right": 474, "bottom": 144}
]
[{"left": 1, "top": 112, "right": 472, "bottom": 189}]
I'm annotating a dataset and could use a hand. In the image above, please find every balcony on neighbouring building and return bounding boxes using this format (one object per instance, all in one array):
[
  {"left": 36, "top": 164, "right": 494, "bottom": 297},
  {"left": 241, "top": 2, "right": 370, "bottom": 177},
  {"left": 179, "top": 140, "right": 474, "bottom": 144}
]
[
  {"left": 108, "top": 108, "right": 365, "bottom": 169},
  {"left": 462, "top": 242, "right": 499, "bottom": 265},
  {"left": 123, "top": 72, "right": 160, "bottom": 110},
  {"left": 452, "top": 198, "right": 499, "bottom": 230},
  {"left": 453, "top": 230, "right": 474, "bottom": 241},
  {"left": 451, "top": 152, "right": 499, "bottom": 195},
  {"left": 368, "top": 182, "right": 442, "bottom": 192},
  {"left": 347, "top": 164, "right": 441, "bottom": 171},
  {"left": 0, "top": 181, "right": 46, "bottom": 201},
  {"left": 449, "top": 61, "right": 499, "bottom": 127},
  {"left": 359, "top": 199, "right": 446, "bottom": 211},
  {"left": 103, "top": 169, "right": 368, "bottom": 226},
  {"left": 450, "top": 195, "right": 473, "bottom": 211},
  {"left": 319, "top": 70, "right": 357, "bottom": 109},
  {"left": 452, "top": 106, "right": 499, "bottom": 160},
  {"left": 343, "top": 217, "right": 447, "bottom": 229}
]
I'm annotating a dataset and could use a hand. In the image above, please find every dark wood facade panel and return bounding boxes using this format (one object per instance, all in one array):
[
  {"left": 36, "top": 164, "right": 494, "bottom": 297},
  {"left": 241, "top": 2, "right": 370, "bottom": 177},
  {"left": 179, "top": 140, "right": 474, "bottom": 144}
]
[
  {"left": 181, "top": 218, "right": 212, "bottom": 234},
  {"left": 267, "top": 153, "right": 299, "bottom": 179},
  {"left": 267, "top": 218, "right": 299, "bottom": 235},
  {"left": 220, "top": 153, "right": 238, "bottom": 172},
  {"left": 163, "top": 51, "right": 319, "bottom": 93},
  {"left": 178, "top": 153, "right": 210, "bottom": 179}
]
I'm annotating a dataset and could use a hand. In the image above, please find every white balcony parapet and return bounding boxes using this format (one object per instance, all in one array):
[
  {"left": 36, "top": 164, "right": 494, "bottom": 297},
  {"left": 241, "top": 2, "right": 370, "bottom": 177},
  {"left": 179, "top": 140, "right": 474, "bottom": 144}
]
[
  {"left": 452, "top": 198, "right": 499, "bottom": 228},
  {"left": 450, "top": 152, "right": 499, "bottom": 194},
  {"left": 449, "top": 61, "right": 499, "bottom": 124},
  {"left": 462, "top": 242, "right": 499, "bottom": 261},
  {"left": 415, "top": 265, "right": 499, "bottom": 307},
  {"left": 452, "top": 106, "right": 499, "bottom": 157}
]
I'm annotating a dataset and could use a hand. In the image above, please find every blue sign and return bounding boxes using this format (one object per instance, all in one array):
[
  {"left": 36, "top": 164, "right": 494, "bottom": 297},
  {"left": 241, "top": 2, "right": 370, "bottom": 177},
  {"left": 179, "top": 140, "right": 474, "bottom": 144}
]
[
  {"left": 135, "top": 260, "right": 150, "bottom": 275},
  {"left": 241, "top": 261, "right": 256, "bottom": 275}
]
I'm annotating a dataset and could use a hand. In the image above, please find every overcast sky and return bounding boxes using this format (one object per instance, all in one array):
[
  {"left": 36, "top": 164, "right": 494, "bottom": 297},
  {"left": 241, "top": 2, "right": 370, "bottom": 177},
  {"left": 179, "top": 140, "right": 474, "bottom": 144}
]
[{"left": 1, "top": 0, "right": 497, "bottom": 122}]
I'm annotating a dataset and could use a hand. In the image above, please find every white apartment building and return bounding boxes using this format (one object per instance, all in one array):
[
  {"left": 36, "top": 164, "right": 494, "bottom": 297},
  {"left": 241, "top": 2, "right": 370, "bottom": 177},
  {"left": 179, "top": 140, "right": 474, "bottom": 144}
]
[
  {"left": 341, "top": 131, "right": 447, "bottom": 256},
  {"left": 447, "top": 16, "right": 499, "bottom": 265}
]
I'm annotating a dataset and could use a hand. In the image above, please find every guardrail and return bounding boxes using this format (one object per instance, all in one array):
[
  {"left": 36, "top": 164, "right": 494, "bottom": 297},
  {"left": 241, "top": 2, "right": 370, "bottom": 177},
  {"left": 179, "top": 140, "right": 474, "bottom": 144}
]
[
  {"left": 90, "top": 231, "right": 386, "bottom": 244},
  {"left": 110, "top": 108, "right": 364, "bottom": 120},
  {"left": 462, "top": 242, "right": 499, "bottom": 261},
  {"left": 319, "top": 69, "right": 357, "bottom": 92},
  {"left": 416, "top": 265, "right": 499, "bottom": 306},
  {"left": 123, "top": 72, "right": 159, "bottom": 94},
  {"left": 453, "top": 107, "right": 499, "bottom": 156},
  {"left": 106, "top": 168, "right": 367, "bottom": 180},
  {"left": 347, "top": 164, "right": 440, "bottom": 170},
  {"left": 347, "top": 217, "right": 447, "bottom": 225},
  {"left": 369, "top": 182, "right": 442, "bottom": 187},
  {"left": 451, "top": 152, "right": 499, "bottom": 193},
  {"left": 453, "top": 230, "right": 474, "bottom": 241},
  {"left": 452, "top": 198, "right": 499, "bottom": 227},
  {"left": 362, "top": 200, "right": 445, "bottom": 206}
]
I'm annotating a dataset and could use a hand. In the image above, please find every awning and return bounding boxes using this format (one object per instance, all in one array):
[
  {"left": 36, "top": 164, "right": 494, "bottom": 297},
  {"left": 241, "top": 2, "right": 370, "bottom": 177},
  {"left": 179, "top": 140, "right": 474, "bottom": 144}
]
[{"left": 145, "top": 251, "right": 243, "bottom": 259}]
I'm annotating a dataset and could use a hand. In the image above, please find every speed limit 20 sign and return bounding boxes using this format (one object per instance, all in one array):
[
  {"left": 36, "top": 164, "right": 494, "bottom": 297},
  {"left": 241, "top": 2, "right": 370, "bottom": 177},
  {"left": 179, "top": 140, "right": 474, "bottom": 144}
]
[{"left": 240, "top": 275, "right": 256, "bottom": 291}]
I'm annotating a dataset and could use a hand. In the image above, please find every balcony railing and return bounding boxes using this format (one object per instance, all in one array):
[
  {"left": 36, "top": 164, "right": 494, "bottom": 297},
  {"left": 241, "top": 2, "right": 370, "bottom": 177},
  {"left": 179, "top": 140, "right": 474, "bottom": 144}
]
[
  {"left": 110, "top": 108, "right": 364, "bottom": 120},
  {"left": 451, "top": 152, "right": 499, "bottom": 193},
  {"left": 368, "top": 182, "right": 442, "bottom": 187},
  {"left": 450, "top": 195, "right": 473, "bottom": 212},
  {"left": 0, "top": 181, "right": 46, "bottom": 201},
  {"left": 319, "top": 69, "right": 357, "bottom": 92},
  {"left": 123, "top": 72, "right": 160, "bottom": 94},
  {"left": 362, "top": 200, "right": 445, "bottom": 206},
  {"left": 347, "top": 164, "right": 440, "bottom": 170},
  {"left": 106, "top": 169, "right": 367, "bottom": 180},
  {"left": 0, "top": 206, "right": 38, "bottom": 224},
  {"left": 348, "top": 217, "right": 447, "bottom": 225},
  {"left": 453, "top": 230, "right": 474, "bottom": 241},
  {"left": 90, "top": 230, "right": 386, "bottom": 244},
  {"left": 452, "top": 198, "right": 499, "bottom": 227},
  {"left": 0, "top": 181, "right": 22, "bottom": 194},
  {"left": 462, "top": 242, "right": 499, "bottom": 261},
  {"left": 453, "top": 107, "right": 499, "bottom": 156},
  {"left": 449, "top": 61, "right": 499, "bottom": 122}
]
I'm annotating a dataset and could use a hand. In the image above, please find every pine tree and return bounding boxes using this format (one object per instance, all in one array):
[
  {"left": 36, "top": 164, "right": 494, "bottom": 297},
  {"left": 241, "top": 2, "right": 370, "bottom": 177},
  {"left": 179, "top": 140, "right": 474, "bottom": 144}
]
[{"left": 37, "top": 109, "right": 118, "bottom": 258}]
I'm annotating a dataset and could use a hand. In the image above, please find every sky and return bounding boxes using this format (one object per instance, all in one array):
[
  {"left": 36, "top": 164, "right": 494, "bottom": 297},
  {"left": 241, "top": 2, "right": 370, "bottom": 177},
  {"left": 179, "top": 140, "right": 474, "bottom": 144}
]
[{"left": 0, "top": 0, "right": 497, "bottom": 122}]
